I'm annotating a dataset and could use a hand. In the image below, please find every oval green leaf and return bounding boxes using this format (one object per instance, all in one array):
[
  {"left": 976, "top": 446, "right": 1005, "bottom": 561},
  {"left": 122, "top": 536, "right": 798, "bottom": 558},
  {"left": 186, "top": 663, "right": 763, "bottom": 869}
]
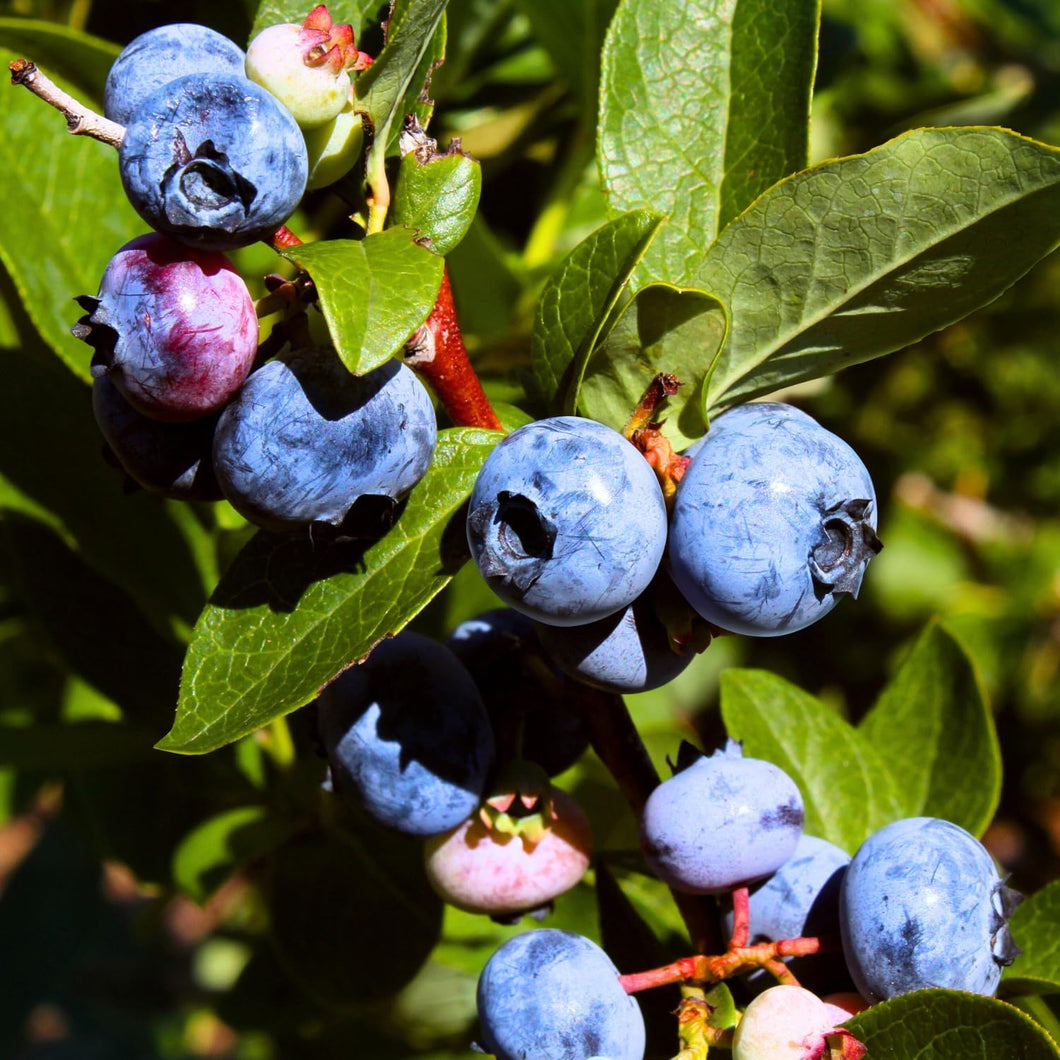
[
  {"left": 158, "top": 428, "right": 500, "bottom": 755},
  {"left": 531, "top": 209, "right": 663, "bottom": 413},
  {"left": 577, "top": 283, "right": 727, "bottom": 448},
  {"left": 598, "top": 0, "right": 820, "bottom": 286},
  {"left": 391, "top": 149, "right": 482, "bottom": 255},
  {"left": 845, "top": 989, "right": 1060, "bottom": 1059},
  {"left": 1002, "top": 879, "right": 1060, "bottom": 997},
  {"left": 282, "top": 228, "right": 445, "bottom": 375},
  {"left": 698, "top": 126, "right": 1060, "bottom": 411}
]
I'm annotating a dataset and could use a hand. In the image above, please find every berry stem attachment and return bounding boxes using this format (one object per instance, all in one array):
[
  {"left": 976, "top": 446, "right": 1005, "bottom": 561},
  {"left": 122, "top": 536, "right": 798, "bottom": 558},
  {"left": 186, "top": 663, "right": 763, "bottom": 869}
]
[
  {"left": 617, "top": 936, "right": 822, "bottom": 994},
  {"left": 727, "top": 886, "right": 751, "bottom": 949},
  {"left": 9, "top": 59, "right": 126, "bottom": 146},
  {"left": 673, "top": 987, "right": 734, "bottom": 1060},
  {"left": 405, "top": 268, "right": 503, "bottom": 430},
  {"left": 623, "top": 372, "right": 691, "bottom": 506}
]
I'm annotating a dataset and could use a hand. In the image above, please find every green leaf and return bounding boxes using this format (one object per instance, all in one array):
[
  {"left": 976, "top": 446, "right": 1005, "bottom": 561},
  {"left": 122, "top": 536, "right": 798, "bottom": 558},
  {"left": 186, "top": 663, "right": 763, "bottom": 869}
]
[
  {"left": 281, "top": 229, "right": 445, "bottom": 375},
  {"left": 172, "top": 806, "right": 297, "bottom": 905},
  {"left": 577, "top": 284, "right": 727, "bottom": 448},
  {"left": 391, "top": 149, "right": 482, "bottom": 256},
  {"left": 698, "top": 126, "right": 1060, "bottom": 411},
  {"left": 267, "top": 826, "right": 442, "bottom": 1009},
  {"left": 0, "top": 21, "right": 146, "bottom": 379},
  {"left": 859, "top": 621, "right": 1000, "bottom": 839},
  {"left": 1001, "top": 879, "right": 1060, "bottom": 996},
  {"left": 356, "top": 0, "right": 449, "bottom": 158},
  {"left": 598, "top": 0, "right": 820, "bottom": 286},
  {"left": 720, "top": 669, "right": 905, "bottom": 854},
  {"left": 845, "top": 989, "right": 1060, "bottom": 1059},
  {"left": 250, "top": 0, "right": 383, "bottom": 41},
  {"left": 531, "top": 209, "right": 663, "bottom": 414},
  {"left": 159, "top": 428, "right": 499, "bottom": 755}
]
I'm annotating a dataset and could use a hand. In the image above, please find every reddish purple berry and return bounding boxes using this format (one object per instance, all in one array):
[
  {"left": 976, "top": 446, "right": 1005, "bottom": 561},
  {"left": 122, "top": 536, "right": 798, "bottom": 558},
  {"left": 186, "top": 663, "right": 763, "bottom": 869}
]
[{"left": 75, "top": 234, "right": 258, "bottom": 422}]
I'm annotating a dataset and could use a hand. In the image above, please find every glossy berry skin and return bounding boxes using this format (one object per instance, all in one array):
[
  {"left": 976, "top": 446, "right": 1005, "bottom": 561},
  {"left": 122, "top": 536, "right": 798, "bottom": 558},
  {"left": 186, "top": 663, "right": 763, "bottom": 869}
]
[
  {"left": 119, "top": 74, "right": 308, "bottom": 251},
  {"left": 447, "top": 609, "right": 590, "bottom": 777},
  {"left": 732, "top": 985, "right": 845, "bottom": 1060},
  {"left": 212, "top": 350, "right": 436, "bottom": 533},
  {"left": 104, "top": 24, "right": 247, "bottom": 127},
  {"left": 424, "top": 786, "right": 592, "bottom": 916},
  {"left": 669, "top": 403, "right": 881, "bottom": 636},
  {"left": 725, "top": 834, "right": 852, "bottom": 995},
  {"left": 640, "top": 741, "right": 804, "bottom": 894},
  {"left": 466, "top": 417, "right": 667, "bottom": 627},
  {"left": 92, "top": 375, "right": 221, "bottom": 500},
  {"left": 317, "top": 632, "right": 495, "bottom": 838},
  {"left": 476, "top": 930, "right": 645, "bottom": 1060},
  {"left": 534, "top": 589, "right": 693, "bottom": 694},
  {"left": 839, "top": 816, "right": 1021, "bottom": 1002},
  {"left": 76, "top": 234, "right": 257, "bottom": 422}
]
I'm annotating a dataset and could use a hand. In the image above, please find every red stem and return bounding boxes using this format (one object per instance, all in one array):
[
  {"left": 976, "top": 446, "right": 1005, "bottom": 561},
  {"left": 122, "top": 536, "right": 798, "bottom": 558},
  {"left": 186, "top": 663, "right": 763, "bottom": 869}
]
[
  {"left": 728, "top": 886, "right": 750, "bottom": 949},
  {"left": 406, "top": 269, "right": 503, "bottom": 430}
]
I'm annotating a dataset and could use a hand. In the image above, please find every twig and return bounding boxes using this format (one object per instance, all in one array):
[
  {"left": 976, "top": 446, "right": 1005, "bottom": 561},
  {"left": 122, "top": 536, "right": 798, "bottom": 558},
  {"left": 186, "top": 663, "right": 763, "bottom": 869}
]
[{"left": 9, "top": 59, "right": 125, "bottom": 146}]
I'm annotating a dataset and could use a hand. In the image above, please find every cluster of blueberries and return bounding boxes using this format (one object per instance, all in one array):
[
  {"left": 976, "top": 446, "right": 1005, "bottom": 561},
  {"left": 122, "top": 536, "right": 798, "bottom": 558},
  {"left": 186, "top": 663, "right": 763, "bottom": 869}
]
[
  {"left": 72, "top": 10, "right": 1016, "bottom": 1059},
  {"left": 78, "top": 11, "right": 437, "bottom": 533}
]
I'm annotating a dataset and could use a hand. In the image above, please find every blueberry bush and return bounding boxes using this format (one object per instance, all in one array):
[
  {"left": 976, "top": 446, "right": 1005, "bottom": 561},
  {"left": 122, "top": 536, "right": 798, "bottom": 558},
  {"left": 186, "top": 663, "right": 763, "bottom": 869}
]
[{"left": 4, "top": 0, "right": 1060, "bottom": 1057}]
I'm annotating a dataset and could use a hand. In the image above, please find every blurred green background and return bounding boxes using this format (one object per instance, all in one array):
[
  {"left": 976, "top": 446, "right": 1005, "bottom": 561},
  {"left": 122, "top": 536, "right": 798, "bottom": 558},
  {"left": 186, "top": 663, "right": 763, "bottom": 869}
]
[{"left": 2, "top": 0, "right": 1060, "bottom": 1055}]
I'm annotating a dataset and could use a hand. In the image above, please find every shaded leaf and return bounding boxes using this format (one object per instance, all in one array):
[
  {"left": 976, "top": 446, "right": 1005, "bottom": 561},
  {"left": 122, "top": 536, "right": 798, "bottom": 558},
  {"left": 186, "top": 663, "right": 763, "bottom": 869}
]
[
  {"left": 845, "top": 989, "right": 1060, "bottom": 1059},
  {"left": 173, "top": 806, "right": 298, "bottom": 905},
  {"left": 282, "top": 229, "right": 444, "bottom": 375},
  {"left": 598, "top": 0, "right": 820, "bottom": 285},
  {"left": 160, "top": 428, "right": 499, "bottom": 755},
  {"left": 698, "top": 126, "right": 1060, "bottom": 411},
  {"left": 720, "top": 669, "right": 905, "bottom": 854},
  {"left": 859, "top": 621, "right": 1000, "bottom": 839},
  {"left": 0, "top": 721, "right": 157, "bottom": 770},
  {"left": 531, "top": 209, "right": 663, "bottom": 413},
  {"left": 1001, "top": 879, "right": 1060, "bottom": 997},
  {"left": 267, "top": 826, "right": 442, "bottom": 1009},
  {"left": 0, "top": 21, "right": 146, "bottom": 379},
  {"left": 578, "top": 284, "right": 727, "bottom": 448},
  {"left": 391, "top": 149, "right": 482, "bottom": 255}
]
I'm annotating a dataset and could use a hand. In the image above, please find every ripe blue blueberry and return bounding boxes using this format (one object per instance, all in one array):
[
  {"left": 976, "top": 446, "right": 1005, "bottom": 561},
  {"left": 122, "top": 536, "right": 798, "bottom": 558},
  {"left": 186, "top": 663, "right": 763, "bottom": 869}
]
[
  {"left": 669, "top": 402, "right": 881, "bottom": 636},
  {"left": 92, "top": 375, "right": 221, "bottom": 500},
  {"left": 725, "top": 834, "right": 852, "bottom": 994},
  {"left": 74, "top": 234, "right": 258, "bottom": 422},
  {"left": 840, "top": 816, "right": 1022, "bottom": 1001},
  {"left": 317, "top": 632, "right": 495, "bottom": 838},
  {"left": 104, "top": 23, "right": 247, "bottom": 127},
  {"left": 466, "top": 416, "right": 667, "bottom": 626},
  {"left": 212, "top": 349, "right": 436, "bottom": 533},
  {"left": 446, "top": 608, "right": 590, "bottom": 777},
  {"left": 118, "top": 74, "right": 308, "bottom": 251},
  {"left": 640, "top": 740, "right": 804, "bottom": 894},
  {"left": 534, "top": 584, "right": 693, "bottom": 694},
  {"left": 476, "top": 929, "right": 645, "bottom": 1060}
]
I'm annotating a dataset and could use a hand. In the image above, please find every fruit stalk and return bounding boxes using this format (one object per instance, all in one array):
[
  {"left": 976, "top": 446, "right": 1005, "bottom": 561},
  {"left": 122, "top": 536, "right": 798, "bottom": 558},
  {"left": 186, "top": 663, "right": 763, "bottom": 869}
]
[
  {"left": 405, "top": 269, "right": 503, "bottom": 430},
  {"left": 9, "top": 59, "right": 126, "bottom": 146}
]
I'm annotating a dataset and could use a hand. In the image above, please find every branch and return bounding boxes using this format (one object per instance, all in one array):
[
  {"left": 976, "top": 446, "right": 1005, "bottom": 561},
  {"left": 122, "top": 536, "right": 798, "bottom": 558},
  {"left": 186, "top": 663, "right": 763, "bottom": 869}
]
[{"left": 9, "top": 59, "right": 125, "bottom": 146}]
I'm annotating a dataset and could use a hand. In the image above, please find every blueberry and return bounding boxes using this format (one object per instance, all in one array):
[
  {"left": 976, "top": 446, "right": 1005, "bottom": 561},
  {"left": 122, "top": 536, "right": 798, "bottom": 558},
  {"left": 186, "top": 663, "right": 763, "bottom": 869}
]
[
  {"left": 447, "top": 608, "right": 591, "bottom": 776},
  {"left": 476, "top": 929, "right": 646, "bottom": 1060},
  {"left": 839, "top": 816, "right": 1022, "bottom": 1001},
  {"left": 92, "top": 375, "right": 221, "bottom": 500},
  {"left": 74, "top": 234, "right": 257, "bottom": 422},
  {"left": 118, "top": 74, "right": 308, "bottom": 251},
  {"left": 669, "top": 402, "right": 881, "bottom": 636},
  {"left": 724, "top": 834, "right": 852, "bottom": 994},
  {"left": 466, "top": 416, "right": 667, "bottom": 627},
  {"left": 317, "top": 632, "right": 495, "bottom": 838},
  {"left": 732, "top": 985, "right": 846, "bottom": 1060},
  {"left": 639, "top": 740, "right": 804, "bottom": 894},
  {"left": 104, "top": 23, "right": 247, "bottom": 127},
  {"left": 533, "top": 580, "right": 693, "bottom": 694},
  {"left": 212, "top": 349, "right": 437, "bottom": 533}
]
